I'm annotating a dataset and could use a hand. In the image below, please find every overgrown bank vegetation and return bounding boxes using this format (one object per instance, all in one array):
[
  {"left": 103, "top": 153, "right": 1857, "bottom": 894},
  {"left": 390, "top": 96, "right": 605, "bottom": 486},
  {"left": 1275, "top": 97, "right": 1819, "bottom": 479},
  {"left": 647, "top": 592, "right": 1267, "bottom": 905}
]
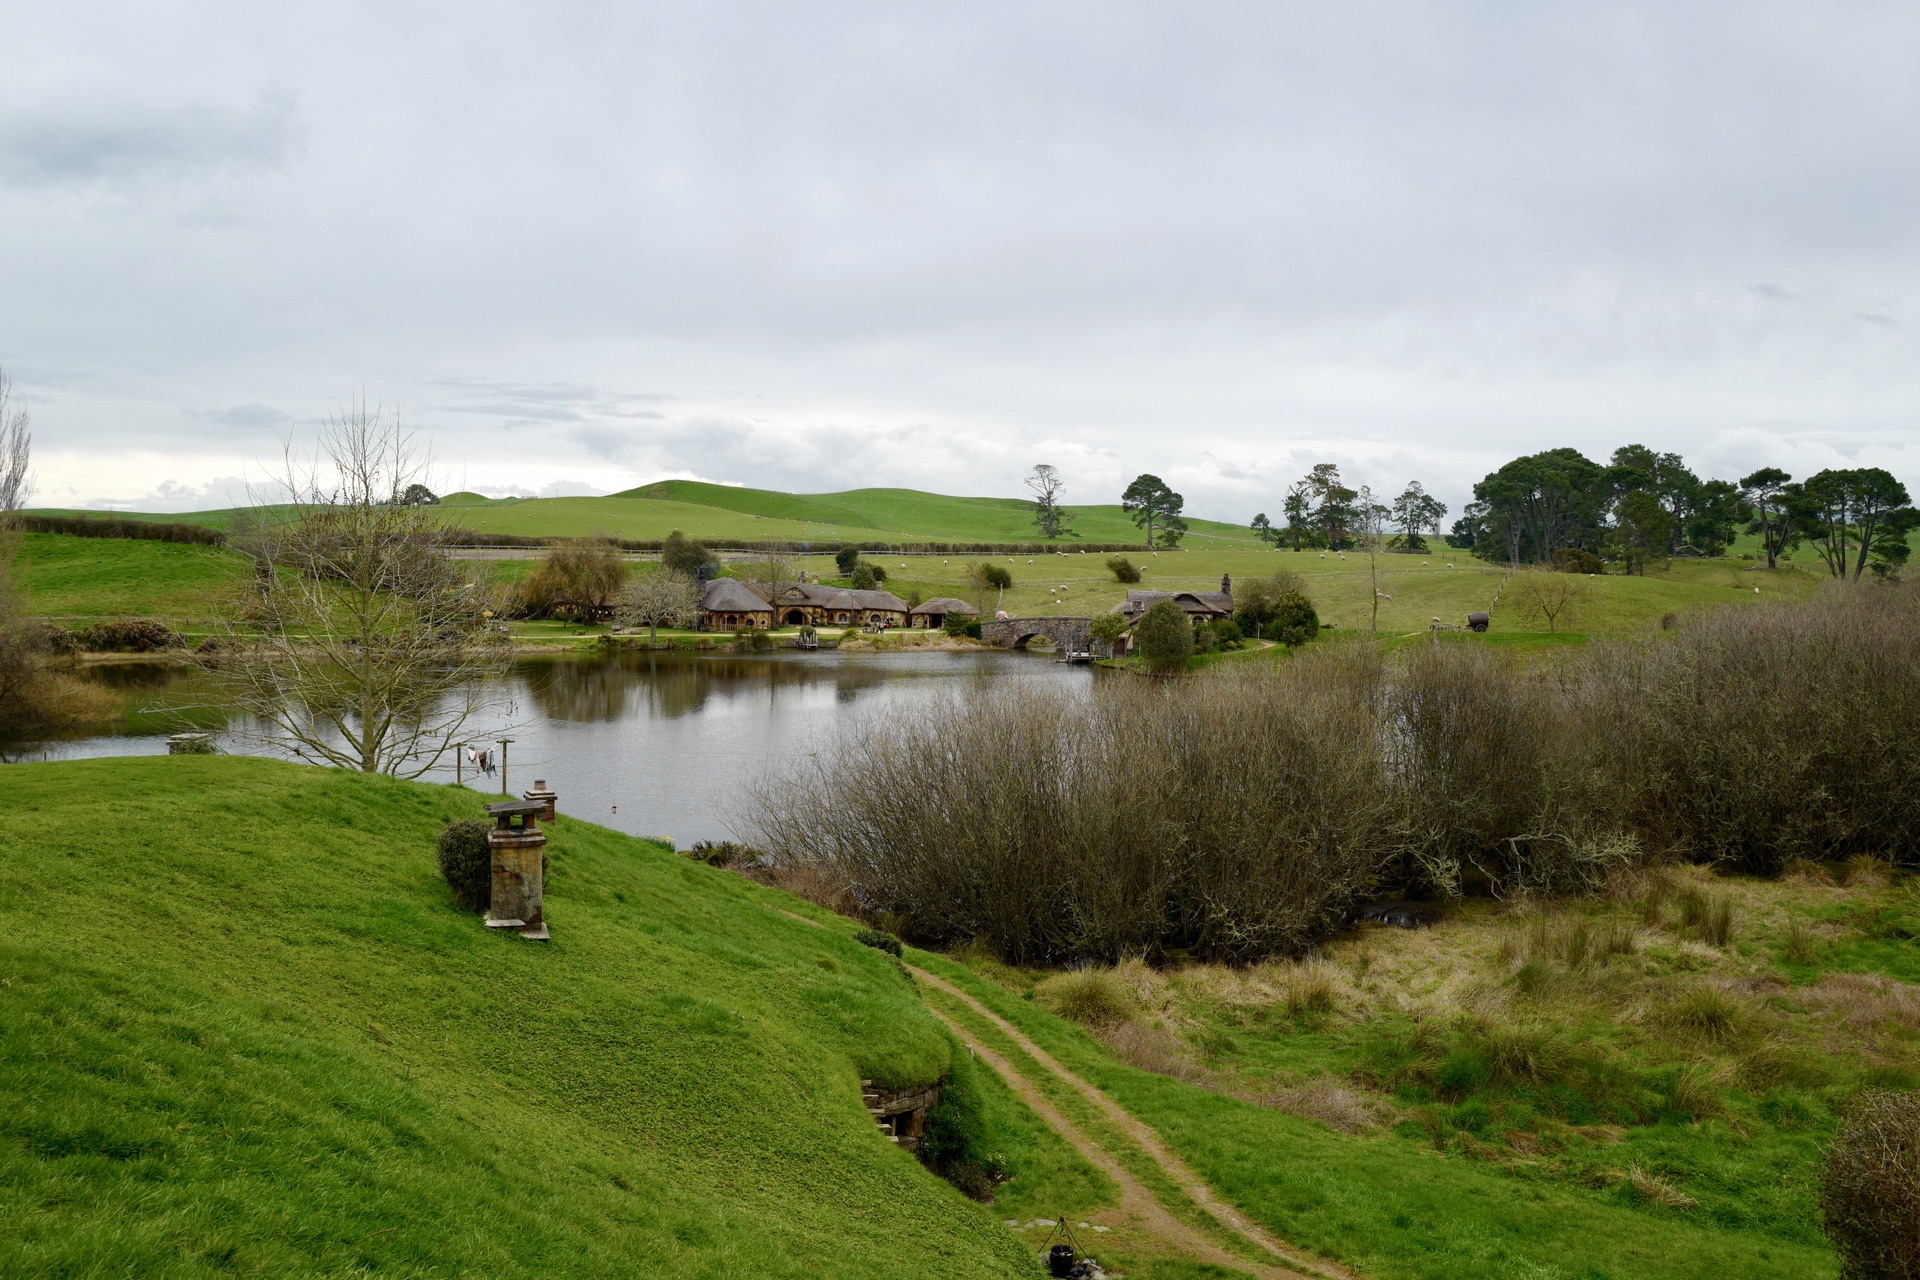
[{"left": 754, "top": 580, "right": 1920, "bottom": 965}]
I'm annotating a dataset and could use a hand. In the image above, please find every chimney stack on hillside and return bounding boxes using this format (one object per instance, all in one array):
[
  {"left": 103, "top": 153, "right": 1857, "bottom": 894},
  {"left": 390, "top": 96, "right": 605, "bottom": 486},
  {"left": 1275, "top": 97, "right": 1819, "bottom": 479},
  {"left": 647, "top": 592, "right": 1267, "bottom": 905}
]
[
  {"left": 484, "top": 798, "right": 550, "bottom": 941},
  {"left": 523, "top": 780, "right": 557, "bottom": 823}
]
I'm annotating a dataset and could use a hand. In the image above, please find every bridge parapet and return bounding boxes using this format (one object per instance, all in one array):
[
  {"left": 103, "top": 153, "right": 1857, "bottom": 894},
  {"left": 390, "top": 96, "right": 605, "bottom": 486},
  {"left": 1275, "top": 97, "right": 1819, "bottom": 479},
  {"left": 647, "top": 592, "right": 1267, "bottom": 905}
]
[{"left": 980, "top": 616, "right": 1093, "bottom": 652}]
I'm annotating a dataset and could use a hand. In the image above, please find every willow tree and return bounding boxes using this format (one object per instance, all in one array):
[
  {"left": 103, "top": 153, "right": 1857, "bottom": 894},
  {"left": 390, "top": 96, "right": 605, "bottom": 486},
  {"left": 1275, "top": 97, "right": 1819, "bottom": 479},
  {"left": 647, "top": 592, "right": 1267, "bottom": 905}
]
[{"left": 213, "top": 400, "right": 510, "bottom": 775}]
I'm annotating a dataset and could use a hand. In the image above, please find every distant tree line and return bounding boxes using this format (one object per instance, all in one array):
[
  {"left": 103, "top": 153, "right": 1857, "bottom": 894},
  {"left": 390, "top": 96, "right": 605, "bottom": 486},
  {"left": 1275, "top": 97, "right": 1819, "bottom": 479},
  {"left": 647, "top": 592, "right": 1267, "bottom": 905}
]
[
  {"left": 1246, "top": 448, "right": 1918, "bottom": 579},
  {"left": 1453, "top": 446, "right": 1917, "bottom": 579}
]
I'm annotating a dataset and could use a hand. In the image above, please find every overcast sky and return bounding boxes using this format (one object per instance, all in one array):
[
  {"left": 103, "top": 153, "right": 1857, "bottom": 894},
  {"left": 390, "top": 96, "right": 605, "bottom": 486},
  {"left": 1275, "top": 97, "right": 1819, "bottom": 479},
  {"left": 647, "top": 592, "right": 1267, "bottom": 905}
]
[{"left": 6, "top": 3, "right": 1918, "bottom": 522}]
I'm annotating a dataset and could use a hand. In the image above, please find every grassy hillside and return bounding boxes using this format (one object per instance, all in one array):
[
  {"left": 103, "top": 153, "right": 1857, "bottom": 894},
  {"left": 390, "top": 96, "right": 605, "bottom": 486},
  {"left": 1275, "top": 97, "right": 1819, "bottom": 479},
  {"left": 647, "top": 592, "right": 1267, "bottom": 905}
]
[
  {"left": 31, "top": 483, "right": 1261, "bottom": 547},
  {"left": 0, "top": 756, "right": 1035, "bottom": 1279},
  {"left": 912, "top": 870, "right": 1864, "bottom": 1280},
  {"left": 12, "top": 532, "right": 249, "bottom": 621},
  {"left": 799, "top": 546, "right": 1825, "bottom": 635}
]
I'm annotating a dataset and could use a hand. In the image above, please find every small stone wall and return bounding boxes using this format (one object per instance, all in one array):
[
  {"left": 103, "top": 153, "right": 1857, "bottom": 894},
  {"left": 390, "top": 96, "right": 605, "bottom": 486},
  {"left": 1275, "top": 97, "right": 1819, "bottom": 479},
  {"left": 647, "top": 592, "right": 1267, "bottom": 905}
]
[{"left": 862, "top": 1079, "right": 942, "bottom": 1153}]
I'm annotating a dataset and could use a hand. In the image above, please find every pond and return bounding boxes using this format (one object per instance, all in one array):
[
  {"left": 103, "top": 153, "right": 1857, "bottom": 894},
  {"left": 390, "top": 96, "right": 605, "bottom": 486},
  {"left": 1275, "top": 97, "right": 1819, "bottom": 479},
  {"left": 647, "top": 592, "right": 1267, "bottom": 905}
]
[{"left": 27, "top": 649, "right": 1094, "bottom": 847}]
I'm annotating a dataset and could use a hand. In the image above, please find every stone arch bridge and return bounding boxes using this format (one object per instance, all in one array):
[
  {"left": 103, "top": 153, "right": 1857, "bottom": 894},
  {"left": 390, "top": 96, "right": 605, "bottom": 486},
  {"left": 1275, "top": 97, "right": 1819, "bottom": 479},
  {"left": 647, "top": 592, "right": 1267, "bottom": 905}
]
[{"left": 980, "top": 616, "right": 1092, "bottom": 652}]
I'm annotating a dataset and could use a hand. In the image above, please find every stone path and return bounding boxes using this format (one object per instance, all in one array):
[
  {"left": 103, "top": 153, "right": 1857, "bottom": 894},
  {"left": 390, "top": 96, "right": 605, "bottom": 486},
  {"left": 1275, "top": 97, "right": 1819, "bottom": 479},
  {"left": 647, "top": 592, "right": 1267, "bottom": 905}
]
[{"left": 910, "top": 965, "right": 1356, "bottom": 1280}]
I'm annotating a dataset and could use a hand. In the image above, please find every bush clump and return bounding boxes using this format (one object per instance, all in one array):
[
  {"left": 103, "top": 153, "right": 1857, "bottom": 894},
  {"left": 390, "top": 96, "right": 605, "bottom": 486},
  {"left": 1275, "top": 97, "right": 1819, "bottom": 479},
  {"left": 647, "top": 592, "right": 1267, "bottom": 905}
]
[
  {"left": 437, "top": 819, "right": 493, "bottom": 912},
  {"left": 1106, "top": 556, "right": 1142, "bottom": 584},
  {"left": 855, "top": 927, "right": 903, "bottom": 957},
  {"left": 78, "top": 619, "right": 181, "bottom": 652},
  {"left": 1132, "top": 598, "right": 1193, "bottom": 673},
  {"left": 1268, "top": 591, "right": 1320, "bottom": 645},
  {"left": 685, "top": 840, "right": 763, "bottom": 868},
  {"left": 1819, "top": 1089, "right": 1920, "bottom": 1279},
  {"left": 1554, "top": 547, "right": 1606, "bottom": 575}
]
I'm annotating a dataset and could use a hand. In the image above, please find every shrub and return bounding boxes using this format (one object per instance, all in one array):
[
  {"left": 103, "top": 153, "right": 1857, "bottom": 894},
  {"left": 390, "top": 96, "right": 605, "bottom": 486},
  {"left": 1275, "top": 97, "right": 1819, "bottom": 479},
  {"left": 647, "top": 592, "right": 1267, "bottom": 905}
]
[
  {"left": 78, "top": 619, "right": 180, "bottom": 652},
  {"left": 941, "top": 611, "right": 971, "bottom": 637},
  {"left": 1132, "top": 599, "right": 1193, "bottom": 673},
  {"left": 1213, "top": 619, "right": 1244, "bottom": 646},
  {"left": 854, "top": 927, "right": 903, "bottom": 957},
  {"left": 751, "top": 655, "right": 1395, "bottom": 964},
  {"left": 1268, "top": 590, "right": 1319, "bottom": 645},
  {"left": 980, "top": 563, "right": 1012, "bottom": 590},
  {"left": 835, "top": 545, "right": 861, "bottom": 575},
  {"left": 685, "top": 840, "right": 762, "bottom": 868},
  {"left": 1554, "top": 547, "right": 1606, "bottom": 575},
  {"left": 436, "top": 819, "right": 492, "bottom": 911},
  {"left": 24, "top": 621, "right": 80, "bottom": 657},
  {"left": 1089, "top": 612, "right": 1129, "bottom": 645},
  {"left": 849, "top": 563, "right": 877, "bottom": 590},
  {"left": 1820, "top": 1090, "right": 1920, "bottom": 1279},
  {"left": 963, "top": 621, "right": 982, "bottom": 639},
  {"left": 1193, "top": 624, "right": 1218, "bottom": 654},
  {"left": 1106, "top": 556, "right": 1142, "bottom": 583}
]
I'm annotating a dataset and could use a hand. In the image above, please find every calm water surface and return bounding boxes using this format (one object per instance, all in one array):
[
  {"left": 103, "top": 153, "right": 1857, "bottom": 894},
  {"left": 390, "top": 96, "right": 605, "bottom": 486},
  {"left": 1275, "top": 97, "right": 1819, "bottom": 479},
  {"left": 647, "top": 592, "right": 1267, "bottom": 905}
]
[{"left": 34, "top": 650, "right": 1090, "bottom": 847}]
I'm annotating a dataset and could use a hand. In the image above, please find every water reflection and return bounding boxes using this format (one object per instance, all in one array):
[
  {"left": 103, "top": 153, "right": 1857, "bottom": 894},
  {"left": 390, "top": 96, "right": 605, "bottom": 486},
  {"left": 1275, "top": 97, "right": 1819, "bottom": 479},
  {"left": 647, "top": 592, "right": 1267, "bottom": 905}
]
[{"left": 32, "top": 648, "right": 1088, "bottom": 846}]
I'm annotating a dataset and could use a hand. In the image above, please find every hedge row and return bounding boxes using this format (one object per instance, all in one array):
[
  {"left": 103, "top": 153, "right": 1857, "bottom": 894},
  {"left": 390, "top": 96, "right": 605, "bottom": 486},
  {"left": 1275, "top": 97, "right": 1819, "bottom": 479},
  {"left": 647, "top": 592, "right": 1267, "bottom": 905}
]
[
  {"left": 437, "top": 528, "right": 1157, "bottom": 555},
  {"left": 21, "top": 514, "right": 227, "bottom": 546}
]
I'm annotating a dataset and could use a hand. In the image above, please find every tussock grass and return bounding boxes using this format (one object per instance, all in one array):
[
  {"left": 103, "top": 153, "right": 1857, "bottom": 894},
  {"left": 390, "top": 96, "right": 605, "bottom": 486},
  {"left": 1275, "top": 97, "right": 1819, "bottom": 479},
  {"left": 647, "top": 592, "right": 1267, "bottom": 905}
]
[
  {"left": 1663, "top": 985, "right": 1752, "bottom": 1044},
  {"left": 1627, "top": 1165, "right": 1698, "bottom": 1211},
  {"left": 1036, "top": 966, "right": 1139, "bottom": 1028},
  {"left": 1259, "top": 1077, "right": 1396, "bottom": 1134}
]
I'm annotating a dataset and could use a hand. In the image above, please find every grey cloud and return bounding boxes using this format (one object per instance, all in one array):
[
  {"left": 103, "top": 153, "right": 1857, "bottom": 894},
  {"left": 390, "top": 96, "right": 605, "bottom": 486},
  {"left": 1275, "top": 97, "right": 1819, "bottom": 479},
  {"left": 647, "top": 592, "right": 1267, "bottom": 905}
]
[
  {"left": 1854, "top": 312, "right": 1899, "bottom": 327},
  {"left": 187, "top": 403, "right": 294, "bottom": 428},
  {"left": 12, "top": 5, "right": 1920, "bottom": 512},
  {"left": 0, "top": 93, "right": 299, "bottom": 188}
]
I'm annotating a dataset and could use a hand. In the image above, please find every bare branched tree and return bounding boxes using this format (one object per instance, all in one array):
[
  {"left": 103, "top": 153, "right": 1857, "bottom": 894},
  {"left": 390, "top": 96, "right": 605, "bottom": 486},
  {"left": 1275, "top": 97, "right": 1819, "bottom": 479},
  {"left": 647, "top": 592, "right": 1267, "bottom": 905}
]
[
  {"left": 210, "top": 397, "right": 512, "bottom": 775},
  {"left": 744, "top": 543, "right": 799, "bottom": 605},
  {"left": 619, "top": 572, "right": 699, "bottom": 640},
  {"left": 1510, "top": 569, "right": 1592, "bottom": 633},
  {"left": 0, "top": 367, "right": 32, "bottom": 520}
]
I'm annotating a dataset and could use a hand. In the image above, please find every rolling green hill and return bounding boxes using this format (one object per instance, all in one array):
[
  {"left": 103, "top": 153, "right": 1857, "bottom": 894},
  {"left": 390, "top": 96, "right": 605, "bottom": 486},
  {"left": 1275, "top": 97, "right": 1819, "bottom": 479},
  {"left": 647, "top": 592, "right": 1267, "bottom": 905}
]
[
  {"left": 31, "top": 483, "right": 1262, "bottom": 547},
  {"left": 0, "top": 756, "right": 1034, "bottom": 1279}
]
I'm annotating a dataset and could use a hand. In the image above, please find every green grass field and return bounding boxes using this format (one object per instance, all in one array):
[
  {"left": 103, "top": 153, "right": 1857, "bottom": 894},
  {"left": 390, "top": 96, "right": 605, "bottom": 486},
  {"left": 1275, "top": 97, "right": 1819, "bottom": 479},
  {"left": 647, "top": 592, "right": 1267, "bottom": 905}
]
[
  {"left": 12, "top": 532, "right": 249, "bottom": 621},
  {"left": 0, "top": 756, "right": 1034, "bottom": 1279},
  {"left": 799, "top": 546, "right": 1825, "bottom": 636}
]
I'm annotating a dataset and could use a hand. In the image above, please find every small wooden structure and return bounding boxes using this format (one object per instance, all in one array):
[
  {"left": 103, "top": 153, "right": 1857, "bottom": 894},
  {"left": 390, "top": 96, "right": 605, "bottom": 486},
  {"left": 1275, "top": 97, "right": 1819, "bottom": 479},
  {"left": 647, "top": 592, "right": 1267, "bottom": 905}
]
[{"left": 484, "top": 798, "right": 550, "bottom": 941}]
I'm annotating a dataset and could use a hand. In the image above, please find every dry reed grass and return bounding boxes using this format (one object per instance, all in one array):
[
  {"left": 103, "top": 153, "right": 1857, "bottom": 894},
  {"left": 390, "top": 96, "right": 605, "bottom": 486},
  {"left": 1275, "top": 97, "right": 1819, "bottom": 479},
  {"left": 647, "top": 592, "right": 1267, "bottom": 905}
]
[
  {"left": 1805, "top": 973, "right": 1920, "bottom": 1034},
  {"left": 1098, "top": 1020, "right": 1212, "bottom": 1083},
  {"left": 1258, "top": 1077, "right": 1396, "bottom": 1135},
  {"left": 1627, "top": 1165, "right": 1697, "bottom": 1210}
]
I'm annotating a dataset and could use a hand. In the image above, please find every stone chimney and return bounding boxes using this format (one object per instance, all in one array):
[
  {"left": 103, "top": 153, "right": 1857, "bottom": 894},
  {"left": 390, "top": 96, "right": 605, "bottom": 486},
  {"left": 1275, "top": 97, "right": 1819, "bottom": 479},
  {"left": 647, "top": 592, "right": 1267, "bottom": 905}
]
[
  {"left": 484, "top": 798, "right": 550, "bottom": 941},
  {"left": 523, "top": 780, "right": 557, "bottom": 823}
]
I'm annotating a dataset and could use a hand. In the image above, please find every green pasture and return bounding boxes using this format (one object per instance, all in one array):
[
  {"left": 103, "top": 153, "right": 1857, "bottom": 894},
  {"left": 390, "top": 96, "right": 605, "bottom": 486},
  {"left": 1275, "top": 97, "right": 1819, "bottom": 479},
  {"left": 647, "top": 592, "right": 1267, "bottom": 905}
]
[
  {"left": 12, "top": 532, "right": 249, "bottom": 621},
  {"left": 793, "top": 545, "right": 1824, "bottom": 636},
  {"left": 0, "top": 756, "right": 1032, "bottom": 1279}
]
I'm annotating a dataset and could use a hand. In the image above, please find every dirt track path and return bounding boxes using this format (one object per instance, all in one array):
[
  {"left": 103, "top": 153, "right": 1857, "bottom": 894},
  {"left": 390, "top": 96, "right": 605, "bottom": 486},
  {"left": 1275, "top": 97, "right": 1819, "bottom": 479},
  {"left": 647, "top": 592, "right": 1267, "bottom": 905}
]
[{"left": 911, "top": 965, "right": 1354, "bottom": 1280}]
